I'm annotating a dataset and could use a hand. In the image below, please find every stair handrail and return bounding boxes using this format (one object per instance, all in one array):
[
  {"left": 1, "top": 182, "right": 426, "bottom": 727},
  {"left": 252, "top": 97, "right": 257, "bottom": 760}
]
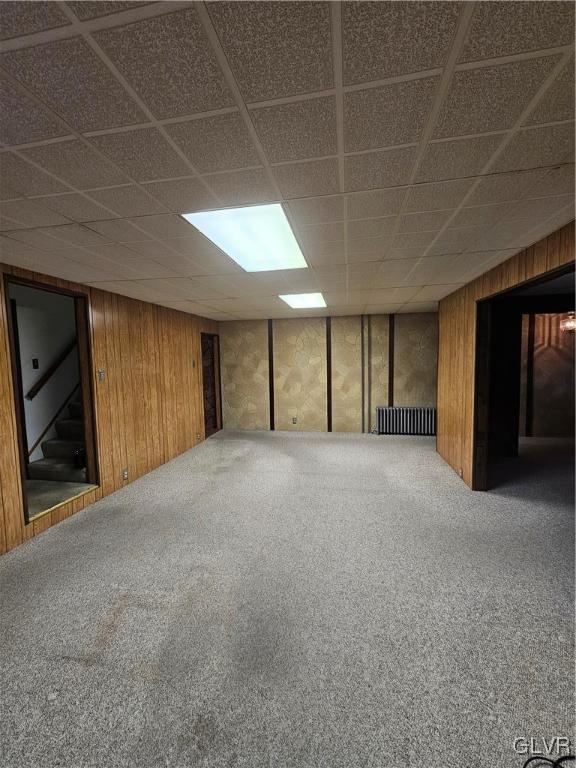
[
  {"left": 27, "top": 382, "right": 80, "bottom": 458},
  {"left": 25, "top": 338, "right": 77, "bottom": 401}
]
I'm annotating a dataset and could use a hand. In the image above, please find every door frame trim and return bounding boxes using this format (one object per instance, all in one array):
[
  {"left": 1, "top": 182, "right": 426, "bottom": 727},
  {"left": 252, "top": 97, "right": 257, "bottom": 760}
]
[{"left": 2, "top": 274, "right": 100, "bottom": 524}]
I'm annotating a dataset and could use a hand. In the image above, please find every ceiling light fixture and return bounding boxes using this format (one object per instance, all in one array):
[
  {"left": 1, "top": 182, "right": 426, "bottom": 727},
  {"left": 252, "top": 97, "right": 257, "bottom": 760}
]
[
  {"left": 279, "top": 292, "right": 327, "bottom": 309},
  {"left": 181, "top": 203, "right": 307, "bottom": 272}
]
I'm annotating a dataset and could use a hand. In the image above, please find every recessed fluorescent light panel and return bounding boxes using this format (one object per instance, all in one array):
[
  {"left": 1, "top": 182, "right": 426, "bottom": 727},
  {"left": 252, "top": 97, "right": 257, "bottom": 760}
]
[
  {"left": 279, "top": 293, "right": 327, "bottom": 309},
  {"left": 181, "top": 203, "right": 307, "bottom": 272}
]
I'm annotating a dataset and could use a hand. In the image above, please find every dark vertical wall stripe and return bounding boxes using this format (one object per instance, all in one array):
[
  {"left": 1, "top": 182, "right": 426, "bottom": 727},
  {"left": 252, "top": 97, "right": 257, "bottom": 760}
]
[
  {"left": 267, "top": 319, "right": 275, "bottom": 430},
  {"left": 360, "top": 315, "right": 365, "bottom": 432},
  {"left": 326, "top": 317, "right": 332, "bottom": 432},
  {"left": 367, "top": 314, "right": 372, "bottom": 432},
  {"left": 525, "top": 312, "right": 535, "bottom": 437},
  {"left": 388, "top": 314, "right": 395, "bottom": 407}
]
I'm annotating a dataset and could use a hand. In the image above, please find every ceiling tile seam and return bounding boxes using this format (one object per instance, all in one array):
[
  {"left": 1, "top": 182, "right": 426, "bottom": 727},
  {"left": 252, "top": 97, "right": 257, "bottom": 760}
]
[
  {"left": 454, "top": 44, "right": 574, "bottom": 72},
  {"left": 0, "top": 67, "right": 194, "bottom": 229},
  {"left": 82, "top": 105, "right": 241, "bottom": 138},
  {"left": 0, "top": 1, "right": 198, "bottom": 52},
  {"left": 402, "top": 47, "right": 575, "bottom": 284},
  {"left": 5, "top": 115, "right": 572, "bottom": 156},
  {"left": 53, "top": 1, "right": 227, "bottom": 210},
  {"left": 369, "top": 3, "right": 478, "bottom": 286},
  {"left": 195, "top": 1, "right": 318, "bottom": 277},
  {"left": 330, "top": 1, "right": 345, "bottom": 197},
  {"left": 195, "top": 2, "right": 283, "bottom": 202}
]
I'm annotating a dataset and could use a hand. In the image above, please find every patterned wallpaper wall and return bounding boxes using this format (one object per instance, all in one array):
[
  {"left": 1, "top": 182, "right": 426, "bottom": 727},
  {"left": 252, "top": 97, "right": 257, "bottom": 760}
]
[
  {"left": 219, "top": 313, "right": 438, "bottom": 433},
  {"left": 219, "top": 320, "right": 269, "bottom": 430},
  {"left": 394, "top": 314, "right": 439, "bottom": 408},
  {"left": 273, "top": 318, "right": 327, "bottom": 431},
  {"left": 331, "top": 316, "right": 362, "bottom": 432}
]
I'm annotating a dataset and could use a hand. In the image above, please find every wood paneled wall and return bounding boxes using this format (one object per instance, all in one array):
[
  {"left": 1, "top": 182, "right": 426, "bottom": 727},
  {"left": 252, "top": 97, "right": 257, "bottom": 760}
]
[
  {"left": 0, "top": 263, "right": 217, "bottom": 555},
  {"left": 437, "top": 221, "right": 575, "bottom": 487}
]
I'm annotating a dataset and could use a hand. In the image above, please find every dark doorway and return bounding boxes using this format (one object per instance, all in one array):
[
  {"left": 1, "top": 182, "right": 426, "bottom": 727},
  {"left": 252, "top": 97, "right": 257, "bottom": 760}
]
[
  {"left": 473, "top": 265, "right": 575, "bottom": 490},
  {"left": 5, "top": 277, "right": 99, "bottom": 522},
  {"left": 201, "top": 333, "right": 221, "bottom": 438}
]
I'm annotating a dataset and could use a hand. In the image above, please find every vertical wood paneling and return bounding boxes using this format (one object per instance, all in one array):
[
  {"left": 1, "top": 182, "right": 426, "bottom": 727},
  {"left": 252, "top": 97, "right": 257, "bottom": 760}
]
[
  {"left": 0, "top": 264, "right": 217, "bottom": 555},
  {"left": 437, "top": 221, "right": 575, "bottom": 487}
]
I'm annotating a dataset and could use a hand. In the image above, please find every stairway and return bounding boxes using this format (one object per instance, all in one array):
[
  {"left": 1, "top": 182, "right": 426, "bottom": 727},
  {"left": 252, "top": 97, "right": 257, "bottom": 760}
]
[{"left": 28, "top": 400, "right": 87, "bottom": 483}]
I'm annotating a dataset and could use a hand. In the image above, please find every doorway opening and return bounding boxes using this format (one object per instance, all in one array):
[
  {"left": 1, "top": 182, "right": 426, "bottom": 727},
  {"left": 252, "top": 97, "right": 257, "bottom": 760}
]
[
  {"left": 201, "top": 333, "right": 222, "bottom": 438},
  {"left": 473, "top": 265, "right": 574, "bottom": 491},
  {"left": 5, "top": 278, "right": 99, "bottom": 522}
]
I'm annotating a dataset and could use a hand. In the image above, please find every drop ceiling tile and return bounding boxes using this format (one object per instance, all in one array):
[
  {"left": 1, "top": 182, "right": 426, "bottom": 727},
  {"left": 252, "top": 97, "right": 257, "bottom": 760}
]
[
  {"left": 1, "top": 2, "right": 70, "bottom": 39},
  {"left": 527, "top": 164, "right": 575, "bottom": 198},
  {"left": 165, "top": 112, "right": 259, "bottom": 174},
  {"left": 384, "top": 248, "right": 429, "bottom": 262},
  {"left": 398, "top": 210, "right": 453, "bottom": 232},
  {"left": 84, "top": 218, "right": 152, "bottom": 242},
  {"left": 1, "top": 37, "right": 145, "bottom": 132},
  {"left": 40, "top": 223, "right": 112, "bottom": 247},
  {"left": 141, "top": 178, "right": 217, "bottom": 213},
  {"left": 373, "top": 259, "right": 417, "bottom": 284},
  {"left": 428, "top": 226, "right": 485, "bottom": 256},
  {"left": 87, "top": 243, "right": 147, "bottom": 261},
  {"left": 402, "top": 255, "right": 457, "bottom": 285},
  {"left": 251, "top": 96, "right": 337, "bottom": 163},
  {"left": 0, "top": 199, "right": 70, "bottom": 229},
  {"left": 344, "top": 77, "right": 439, "bottom": 152},
  {"left": 416, "top": 134, "right": 503, "bottom": 183},
  {"left": 0, "top": 153, "right": 66, "bottom": 197},
  {"left": 90, "top": 128, "right": 186, "bottom": 182},
  {"left": 405, "top": 179, "right": 474, "bottom": 212},
  {"left": 525, "top": 57, "right": 575, "bottom": 126},
  {"left": 299, "top": 221, "right": 345, "bottom": 246},
  {"left": 397, "top": 302, "right": 438, "bottom": 313},
  {"left": 342, "top": 2, "right": 460, "bottom": 85},
  {"left": 345, "top": 146, "right": 416, "bottom": 192},
  {"left": 449, "top": 202, "right": 511, "bottom": 228},
  {"left": 208, "top": 2, "right": 333, "bottom": 102},
  {"left": 412, "top": 284, "right": 464, "bottom": 301},
  {"left": 68, "top": 2, "right": 152, "bottom": 21},
  {"left": 365, "top": 303, "right": 404, "bottom": 314},
  {"left": 39, "top": 193, "right": 114, "bottom": 222},
  {"left": 491, "top": 123, "right": 575, "bottom": 173},
  {"left": 88, "top": 185, "right": 169, "bottom": 217},
  {"left": 459, "top": 1, "right": 574, "bottom": 63},
  {"left": 467, "top": 168, "right": 553, "bottom": 205},
  {"left": 273, "top": 158, "right": 339, "bottom": 199},
  {"left": 22, "top": 140, "right": 129, "bottom": 189},
  {"left": 285, "top": 196, "right": 344, "bottom": 226},
  {"left": 157, "top": 249, "right": 241, "bottom": 278},
  {"left": 371, "top": 286, "right": 421, "bottom": 303},
  {"left": 347, "top": 235, "right": 392, "bottom": 260},
  {"left": 393, "top": 231, "right": 437, "bottom": 251},
  {"left": 474, "top": 219, "right": 545, "bottom": 250},
  {"left": 127, "top": 214, "right": 195, "bottom": 240},
  {"left": 347, "top": 217, "right": 398, "bottom": 240},
  {"left": 206, "top": 168, "right": 277, "bottom": 205},
  {"left": 303, "top": 243, "right": 346, "bottom": 267},
  {"left": 0, "top": 78, "right": 68, "bottom": 146},
  {"left": 123, "top": 240, "right": 187, "bottom": 261},
  {"left": 505, "top": 194, "right": 574, "bottom": 222},
  {"left": 434, "top": 56, "right": 561, "bottom": 139},
  {"left": 91, "top": 251, "right": 180, "bottom": 279},
  {"left": 330, "top": 305, "right": 367, "bottom": 316},
  {"left": 94, "top": 8, "right": 234, "bottom": 118},
  {"left": 347, "top": 188, "right": 407, "bottom": 219}
]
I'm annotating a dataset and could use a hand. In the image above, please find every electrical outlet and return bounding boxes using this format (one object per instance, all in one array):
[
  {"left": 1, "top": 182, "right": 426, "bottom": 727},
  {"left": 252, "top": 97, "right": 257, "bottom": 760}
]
[
  {"left": 122, "top": 468, "right": 128, "bottom": 481},
  {"left": 196, "top": 433, "right": 200, "bottom": 440},
  {"left": 292, "top": 417, "right": 297, "bottom": 424},
  {"left": 97, "top": 368, "right": 106, "bottom": 381}
]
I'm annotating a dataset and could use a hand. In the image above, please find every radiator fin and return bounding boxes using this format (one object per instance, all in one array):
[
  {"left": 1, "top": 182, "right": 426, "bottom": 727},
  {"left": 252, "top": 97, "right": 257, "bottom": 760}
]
[{"left": 376, "top": 406, "right": 436, "bottom": 436}]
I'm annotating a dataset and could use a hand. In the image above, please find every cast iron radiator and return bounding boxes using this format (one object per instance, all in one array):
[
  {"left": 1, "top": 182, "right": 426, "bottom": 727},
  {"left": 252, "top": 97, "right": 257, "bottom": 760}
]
[{"left": 376, "top": 406, "right": 436, "bottom": 436}]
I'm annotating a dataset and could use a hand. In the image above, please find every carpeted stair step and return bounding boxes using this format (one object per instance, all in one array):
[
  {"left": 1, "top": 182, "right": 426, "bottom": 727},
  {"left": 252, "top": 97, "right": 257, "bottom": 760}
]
[
  {"left": 41, "top": 438, "right": 84, "bottom": 460},
  {"left": 28, "top": 458, "right": 87, "bottom": 483},
  {"left": 55, "top": 419, "right": 84, "bottom": 440},
  {"left": 68, "top": 401, "right": 83, "bottom": 419}
]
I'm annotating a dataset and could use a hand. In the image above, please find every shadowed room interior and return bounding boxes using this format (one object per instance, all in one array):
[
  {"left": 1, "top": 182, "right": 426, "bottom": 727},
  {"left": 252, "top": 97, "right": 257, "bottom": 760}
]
[{"left": 0, "top": 2, "right": 574, "bottom": 767}]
